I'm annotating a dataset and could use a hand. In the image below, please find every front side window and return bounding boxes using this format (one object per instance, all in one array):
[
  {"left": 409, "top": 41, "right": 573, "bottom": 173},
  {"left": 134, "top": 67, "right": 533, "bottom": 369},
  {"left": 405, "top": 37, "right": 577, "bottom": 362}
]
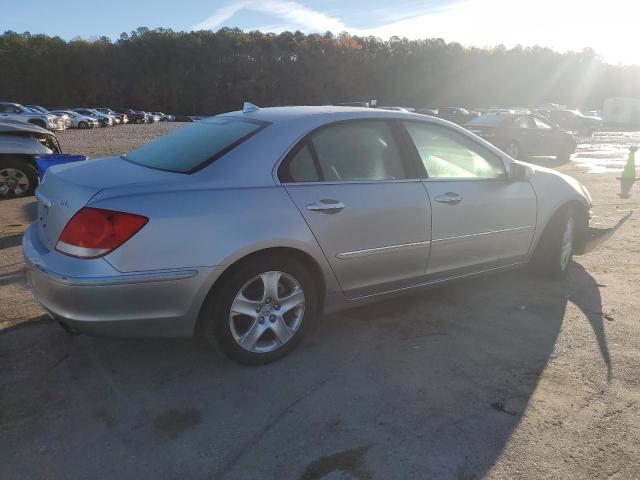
[
  {"left": 403, "top": 122, "right": 505, "bottom": 179},
  {"left": 124, "top": 117, "right": 268, "bottom": 173}
]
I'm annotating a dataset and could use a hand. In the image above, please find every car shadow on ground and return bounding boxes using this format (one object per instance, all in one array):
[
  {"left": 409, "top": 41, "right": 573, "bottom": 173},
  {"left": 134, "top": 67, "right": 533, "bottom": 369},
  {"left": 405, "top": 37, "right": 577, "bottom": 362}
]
[{"left": 0, "top": 263, "right": 607, "bottom": 479}]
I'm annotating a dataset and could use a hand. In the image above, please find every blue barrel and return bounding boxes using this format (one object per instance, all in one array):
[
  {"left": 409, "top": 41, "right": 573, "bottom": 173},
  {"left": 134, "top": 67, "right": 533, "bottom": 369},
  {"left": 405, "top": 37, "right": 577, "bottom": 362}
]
[{"left": 35, "top": 154, "right": 88, "bottom": 179}]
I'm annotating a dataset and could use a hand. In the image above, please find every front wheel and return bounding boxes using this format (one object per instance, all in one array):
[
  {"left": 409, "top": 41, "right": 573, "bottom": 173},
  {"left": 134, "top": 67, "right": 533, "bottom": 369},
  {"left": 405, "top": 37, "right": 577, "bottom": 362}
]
[
  {"left": 556, "top": 141, "right": 575, "bottom": 161},
  {"left": 531, "top": 207, "right": 575, "bottom": 279},
  {"left": 78, "top": 121, "right": 88, "bottom": 129},
  {"left": 200, "top": 254, "right": 318, "bottom": 365},
  {"left": 0, "top": 158, "right": 38, "bottom": 198}
]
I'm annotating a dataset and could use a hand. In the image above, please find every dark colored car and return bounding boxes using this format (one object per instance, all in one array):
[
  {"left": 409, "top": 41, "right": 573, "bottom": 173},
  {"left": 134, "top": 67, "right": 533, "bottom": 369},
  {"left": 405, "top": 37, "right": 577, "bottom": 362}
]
[
  {"left": 437, "top": 107, "right": 480, "bottom": 125},
  {"left": 415, "top": 108, "right": 439, "bottom": 116},
  {"left": 113, "top": 108, "right": 146, "bottom": 124},
  {"left": 465, "top": 113, "right": 576, "bottom": 160},
  {"left": 547, "top": 110, "right": 602, "bottom": 135}
]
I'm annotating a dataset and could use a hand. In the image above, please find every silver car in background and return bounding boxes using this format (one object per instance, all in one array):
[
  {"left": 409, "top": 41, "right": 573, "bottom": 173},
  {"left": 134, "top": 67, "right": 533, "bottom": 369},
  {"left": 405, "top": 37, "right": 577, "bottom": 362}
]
[{"left": 24, "top": 106, "right": 621, "bottom": 365}]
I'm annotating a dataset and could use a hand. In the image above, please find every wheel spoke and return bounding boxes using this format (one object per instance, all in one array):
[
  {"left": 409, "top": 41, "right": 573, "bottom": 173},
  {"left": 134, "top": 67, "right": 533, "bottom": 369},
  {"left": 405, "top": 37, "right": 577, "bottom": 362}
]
[
  {"left": 279, "top": 288, "right": 304, "bottom": 314},
  {"left": 239, "top": 320, "right": 265, "bottom": 350},
  {"left": 230, "top": 293, "right": 260, "bottom": 317},
  {"left": 270, "top": 317, "right": 293, "bottom": 345},
  {"left": 261, "top": 271, "right": 281, "bottom": 302}
]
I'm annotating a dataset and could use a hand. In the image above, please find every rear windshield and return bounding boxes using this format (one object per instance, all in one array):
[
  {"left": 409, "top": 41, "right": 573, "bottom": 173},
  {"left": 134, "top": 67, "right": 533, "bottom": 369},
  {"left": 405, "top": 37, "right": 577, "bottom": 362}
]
[
  {"left": 123, "top": 117, "right": 268, "bottom": 173},
  {"left": 468, "top": 113, "right": 510, "bottom": 125}
]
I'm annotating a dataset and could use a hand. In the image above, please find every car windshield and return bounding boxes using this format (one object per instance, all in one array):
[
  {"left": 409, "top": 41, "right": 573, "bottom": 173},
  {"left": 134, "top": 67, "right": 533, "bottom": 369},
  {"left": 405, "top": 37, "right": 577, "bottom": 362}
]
[
  {"left": 468, "top": 113, "right": 509, "bottom": 125},
  {"left": 123, "top": 116, "right": 268, "bottom": 173}
]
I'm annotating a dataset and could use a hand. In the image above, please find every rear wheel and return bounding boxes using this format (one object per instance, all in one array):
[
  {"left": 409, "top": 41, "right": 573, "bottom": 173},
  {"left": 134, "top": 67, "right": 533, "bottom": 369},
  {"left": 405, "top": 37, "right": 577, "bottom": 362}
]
[
  {"left": 505, "top": 141, "right": 521, "bottom": 159},
  {"left": 531, "top": 207, "right": 575, "bottom": 279},
  {"left": 200, "top": 254, "right": 318, "bottom": 365},
  {"left": 0, "top": 158, "right": 38, "bottom": 199}
]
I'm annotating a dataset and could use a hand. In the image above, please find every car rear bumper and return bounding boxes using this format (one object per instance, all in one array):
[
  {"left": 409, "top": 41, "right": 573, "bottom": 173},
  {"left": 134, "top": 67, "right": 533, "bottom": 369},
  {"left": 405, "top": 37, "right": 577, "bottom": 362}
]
[{"left": 23, "top": 224, "right": 221, "bottom": 337}]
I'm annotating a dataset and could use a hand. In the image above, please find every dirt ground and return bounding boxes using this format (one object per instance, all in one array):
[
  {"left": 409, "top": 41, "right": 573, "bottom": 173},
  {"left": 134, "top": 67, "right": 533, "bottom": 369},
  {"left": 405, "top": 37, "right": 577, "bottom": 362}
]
[{"left": 1, "top": 124, "right": 639, "bottom": 480}]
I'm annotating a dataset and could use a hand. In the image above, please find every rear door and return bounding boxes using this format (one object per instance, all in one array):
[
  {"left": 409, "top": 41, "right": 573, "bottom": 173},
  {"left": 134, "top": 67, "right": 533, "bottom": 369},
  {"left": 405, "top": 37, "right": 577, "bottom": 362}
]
[
  {"left": 402, "top": 120, "right": 536, "bottom": 276},
  {"left": 531, "top": 115, "right": 562, "bottom": 155},
  {"left": 508, "top": 115, "right": 537, "bottom": 155},
  {"left": 281, "top": 119, "right": 431, "bottom": 298}
]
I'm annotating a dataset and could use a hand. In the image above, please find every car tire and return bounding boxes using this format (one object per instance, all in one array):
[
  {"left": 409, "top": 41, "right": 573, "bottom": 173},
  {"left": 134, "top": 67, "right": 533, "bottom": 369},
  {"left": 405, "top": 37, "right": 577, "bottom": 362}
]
[
  {"left": 200, "top": 253, "right": 319, "bottom": 365},
  {"left": 0, "top": 157, "right": 38, "bottom": 199},
  {"left": 78, "top": 121, "right": 88, "bottom": 129},
  {"left": 505, "top": 141, "right": 521, "bottom": 159},
  {"left": 556, "top": 141, "right": 575, "bottom": 161},
  {"left": 531, "top": 206, "right": 575, "bottom": 279}
]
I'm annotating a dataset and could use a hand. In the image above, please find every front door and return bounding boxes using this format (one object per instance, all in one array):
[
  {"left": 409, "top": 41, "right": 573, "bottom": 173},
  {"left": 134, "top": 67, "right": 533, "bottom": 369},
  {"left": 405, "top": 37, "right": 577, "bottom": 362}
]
[
  {"left": 279, "top": 120, "right": 431, "bottom": 298},
  {"left": 402, "top": 120, "right": 537, "bottom": 276}
]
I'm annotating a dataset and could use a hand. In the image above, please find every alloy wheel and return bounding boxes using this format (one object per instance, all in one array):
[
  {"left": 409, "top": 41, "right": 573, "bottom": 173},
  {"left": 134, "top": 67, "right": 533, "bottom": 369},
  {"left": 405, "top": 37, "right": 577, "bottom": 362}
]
[
  {"left": 0, "top": 168, "right": 30, "bottom": 197},
  {"left": 229, "top": 271, "right": 305, "bottom": 353}
]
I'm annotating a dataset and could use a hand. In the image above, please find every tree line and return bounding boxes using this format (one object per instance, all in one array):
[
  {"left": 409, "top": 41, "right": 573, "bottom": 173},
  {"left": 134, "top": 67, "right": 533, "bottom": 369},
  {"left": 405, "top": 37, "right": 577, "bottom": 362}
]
[{"left": 1, "top": 27, "right": 639, "bottom": 115}]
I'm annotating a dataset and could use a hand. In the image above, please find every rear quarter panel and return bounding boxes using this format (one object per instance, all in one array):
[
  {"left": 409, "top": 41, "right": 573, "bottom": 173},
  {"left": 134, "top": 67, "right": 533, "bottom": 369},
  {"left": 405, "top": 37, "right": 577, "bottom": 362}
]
[{"left": 92, "top": 185, "right": 341, "bottom": 295}]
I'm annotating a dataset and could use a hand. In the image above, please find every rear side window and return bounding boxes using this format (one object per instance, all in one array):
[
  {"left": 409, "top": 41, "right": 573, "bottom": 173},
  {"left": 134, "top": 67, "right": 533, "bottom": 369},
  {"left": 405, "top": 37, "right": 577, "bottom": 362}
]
[
  {"left": 288, "top": 143, "right": 320, "bottom": 182},
  {"left": 282, "top": 120, "right": 407, "bottom": 182},
  {"left": 124, "top": 117, "right": 268, "bottom": 173}
]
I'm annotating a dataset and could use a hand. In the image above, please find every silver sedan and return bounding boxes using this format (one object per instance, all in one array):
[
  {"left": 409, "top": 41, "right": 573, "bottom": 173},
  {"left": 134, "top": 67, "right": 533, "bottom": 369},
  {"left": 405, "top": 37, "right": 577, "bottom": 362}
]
[{"left": 23, "top": 105, "right": 621, "bottom": 364}]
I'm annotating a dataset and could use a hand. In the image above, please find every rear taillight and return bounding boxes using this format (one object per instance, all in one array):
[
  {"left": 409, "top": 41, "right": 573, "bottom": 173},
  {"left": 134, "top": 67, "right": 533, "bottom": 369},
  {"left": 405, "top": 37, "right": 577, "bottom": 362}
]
[{"left": 56, "top": 207, "right": 148, "bottom": 259}]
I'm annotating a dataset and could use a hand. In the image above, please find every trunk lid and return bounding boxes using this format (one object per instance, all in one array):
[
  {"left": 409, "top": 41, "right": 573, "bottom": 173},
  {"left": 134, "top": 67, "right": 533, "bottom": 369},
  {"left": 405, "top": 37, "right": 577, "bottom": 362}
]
[{"left": 35, "top": 156, "right": 177, "bottom": 251}]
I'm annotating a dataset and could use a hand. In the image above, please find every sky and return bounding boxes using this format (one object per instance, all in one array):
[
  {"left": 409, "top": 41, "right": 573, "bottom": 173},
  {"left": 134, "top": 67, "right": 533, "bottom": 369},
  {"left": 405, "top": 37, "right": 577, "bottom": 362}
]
[{"left": 3, "top": 0, "right": 640, "bottom": 65}]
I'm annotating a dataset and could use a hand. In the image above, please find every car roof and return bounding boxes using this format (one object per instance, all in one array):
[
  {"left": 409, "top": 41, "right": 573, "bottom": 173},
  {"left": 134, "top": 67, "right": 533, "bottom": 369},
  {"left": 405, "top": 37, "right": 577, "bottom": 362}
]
[{"left": 218, "top": 105, "right": 440, "bottom": 126}]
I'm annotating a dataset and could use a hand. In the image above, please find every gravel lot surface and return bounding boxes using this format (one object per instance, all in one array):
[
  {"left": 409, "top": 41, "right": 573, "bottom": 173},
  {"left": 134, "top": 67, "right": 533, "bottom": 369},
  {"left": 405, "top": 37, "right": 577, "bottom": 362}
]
[{"left": 1, "top": 125, "right": 639, "bottom": 479}]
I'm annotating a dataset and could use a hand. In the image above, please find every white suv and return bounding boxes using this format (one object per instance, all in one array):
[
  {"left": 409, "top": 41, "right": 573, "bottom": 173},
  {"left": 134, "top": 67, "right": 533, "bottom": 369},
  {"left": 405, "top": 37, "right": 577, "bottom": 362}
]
[{"left": 0, "top": 102, "right": 64, "bottom": 131}]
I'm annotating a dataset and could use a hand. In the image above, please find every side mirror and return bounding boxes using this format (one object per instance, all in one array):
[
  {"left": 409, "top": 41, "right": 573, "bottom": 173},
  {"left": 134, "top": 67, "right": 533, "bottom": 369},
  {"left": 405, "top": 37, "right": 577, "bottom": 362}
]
[{"left": 510, "top": 162, "right": 534, "bottom": 181}]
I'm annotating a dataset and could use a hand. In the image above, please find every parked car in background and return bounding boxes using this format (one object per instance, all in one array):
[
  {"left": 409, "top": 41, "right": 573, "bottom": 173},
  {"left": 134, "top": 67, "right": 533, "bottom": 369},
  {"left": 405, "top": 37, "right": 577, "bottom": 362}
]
[
  {"left": 24, "top": 105, "right": 619, "bottom": 365},
  {"left": 0, "top": 102, "right": 64, "bottom": 131},
  {"left": 437, "top": 107, "right": 480, "bottom": 124},
  {"left": 72, "top": 108, "right": 113, "bottom": 127},
  {"left": 415, "top": 108, "right": 439, "bottom": 116},
  {"left": 548, "top": 110, "right": 602, "bottom": 135},
  {"left": 333, "top": 102, "right": 371, "bottom": 108},
  {"left": 140, "top": 111, "right": 159, "bottom": 123},
  {"left": 27, "top": 105, "right": 72, "bottom": 129},
  {"left": 51, "top": 110, "right": 99, "bottom": 129},
  {"left": 465, "top": 112, "right": 576, "bottom": 160},
  {"left": 376, "top": 106, "right": 411, "bottom": 112},
  {"left": 0, "top": 119, "right": 62, "bottom": 198},
  {"left": 113, "top": 108, "right": 147, "bottom": 124},
  {"left": 95, "top": 108, "right": 129, "bottom": 124},
  {"left": 151, "top": 112, "right": 174, "bottom": 122}
]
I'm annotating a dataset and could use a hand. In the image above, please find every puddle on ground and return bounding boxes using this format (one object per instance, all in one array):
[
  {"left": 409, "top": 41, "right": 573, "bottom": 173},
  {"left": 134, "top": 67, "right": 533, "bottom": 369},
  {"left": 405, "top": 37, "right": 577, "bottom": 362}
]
[{"left": 572, "top": 132, "right": 640, "bottom": 173}]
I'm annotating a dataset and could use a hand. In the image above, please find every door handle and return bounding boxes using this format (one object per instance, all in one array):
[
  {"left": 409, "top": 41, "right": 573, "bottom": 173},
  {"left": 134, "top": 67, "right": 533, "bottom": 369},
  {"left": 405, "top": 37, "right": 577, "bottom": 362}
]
[
  {"left": 306, "top": 199, "right": 345, "bottom": 214},
  {"left": 434, "top": 192, "right": 462, "bottom": 205}
]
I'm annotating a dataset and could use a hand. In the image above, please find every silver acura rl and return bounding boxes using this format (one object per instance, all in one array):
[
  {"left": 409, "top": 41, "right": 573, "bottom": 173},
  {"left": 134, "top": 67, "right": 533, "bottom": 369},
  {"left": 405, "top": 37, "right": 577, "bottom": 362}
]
[{"left": 23, "top": 105, "right": 623, "bottom": 364}]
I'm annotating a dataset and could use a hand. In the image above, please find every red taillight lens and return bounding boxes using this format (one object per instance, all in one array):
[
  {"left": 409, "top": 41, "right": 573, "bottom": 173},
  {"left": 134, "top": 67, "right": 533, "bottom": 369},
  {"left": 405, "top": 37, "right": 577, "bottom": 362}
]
[{"left": 56, "top": 207, "right": 148, "bottom": 259}]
